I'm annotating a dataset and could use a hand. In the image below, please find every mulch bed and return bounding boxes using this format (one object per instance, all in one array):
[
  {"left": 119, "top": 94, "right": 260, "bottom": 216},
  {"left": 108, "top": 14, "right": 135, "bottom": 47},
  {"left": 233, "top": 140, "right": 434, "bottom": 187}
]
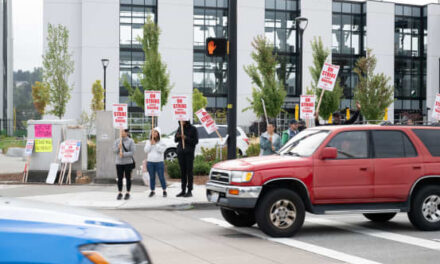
[{"left": 0, "top": 173, "right": 22, "bottom": 182}]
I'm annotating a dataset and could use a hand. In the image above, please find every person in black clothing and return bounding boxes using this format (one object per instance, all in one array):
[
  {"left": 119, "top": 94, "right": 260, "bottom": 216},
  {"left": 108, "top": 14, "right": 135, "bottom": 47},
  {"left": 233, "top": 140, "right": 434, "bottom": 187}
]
[
  {"left": 174, "top": 121, "right": 199, "bottom": 197},
  {"left": 315, "top": 102, "right": 361, "bottom": 126}
]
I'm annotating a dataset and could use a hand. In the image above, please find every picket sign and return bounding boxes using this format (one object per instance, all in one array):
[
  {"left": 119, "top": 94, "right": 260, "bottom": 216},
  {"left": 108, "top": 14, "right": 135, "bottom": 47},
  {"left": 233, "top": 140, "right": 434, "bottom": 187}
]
[
  {"left": 56, "top": 140, "right": 81, "bottom": 185},
  {"left": 172, "top": 95, "right": 189, "bottom": 149},
  {"left": 145, "top": 90, "right": 161, "bottom": 139},
  {"left": 112, "top": 104, "right": 128, "bottom": 129},
  {"left": 316, "top": 63, "right": 340, "bottom": 117},
  {"left": 432, "top": 94, "right": 440, "bottom": 121},
  {"left": 22, "top": 140, "right": 35, "bottom": 183},
  {"left": 196, "top": 108, "right": 222, "bottom": 141},
  {"left": 300, "top": 95, "right": 316, "bottom": 120}
]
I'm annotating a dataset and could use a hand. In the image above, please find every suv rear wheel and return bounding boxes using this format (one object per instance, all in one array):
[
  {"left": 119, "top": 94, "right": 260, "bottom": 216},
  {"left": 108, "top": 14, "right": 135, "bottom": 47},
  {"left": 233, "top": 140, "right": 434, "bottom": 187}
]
[
  {"left": 220, "top": 208, "right": 256, "bottom": 227},
  {"left": 408, "top": 186, "right": 440, "bottom": 231},
  {"left": 363, "top": 213, "right": 397, "bottom": 222},
  {"left": 255, "top": 189, "right": 305, "bottom": 237}
]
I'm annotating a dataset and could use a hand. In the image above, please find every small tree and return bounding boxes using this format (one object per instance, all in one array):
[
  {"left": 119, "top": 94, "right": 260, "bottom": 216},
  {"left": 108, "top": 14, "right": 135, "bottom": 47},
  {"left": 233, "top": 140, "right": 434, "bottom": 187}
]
[
  {"left": 42, "top": 23, "right": 74, "bottom": 119},
  {"left": 31, "top": 81, "right": 50, "bottom": 115},
  {"left": 353, "top": 49, "right": 394, "bottom": 123},
  {"left": 308, "top": 37, "right": 343, "bottom": 120},
  {"left": 193, "top": 88, "right": 208, "bottom": 122},
  {"left": 244, "top": 35, "right": 286, "bottom": 119},
  {"left": 91, "top": 80, "right": 104, "bottom": 112},
  {"left": 124, "top": 16, "right": 172, "bottom": 110}
]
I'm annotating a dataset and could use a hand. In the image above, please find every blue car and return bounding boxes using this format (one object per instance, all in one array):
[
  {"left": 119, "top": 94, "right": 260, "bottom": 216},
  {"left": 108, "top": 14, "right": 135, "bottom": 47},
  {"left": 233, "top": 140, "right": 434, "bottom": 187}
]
[{"left": 0, "top": 197, "right": 152, "bottom": 263}]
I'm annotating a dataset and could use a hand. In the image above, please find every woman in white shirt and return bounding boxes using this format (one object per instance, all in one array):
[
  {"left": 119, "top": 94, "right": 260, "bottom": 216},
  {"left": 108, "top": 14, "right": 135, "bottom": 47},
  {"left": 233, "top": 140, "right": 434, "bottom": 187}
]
[{"left": 144, "top": 127, "right": 167, "bottom": 197}]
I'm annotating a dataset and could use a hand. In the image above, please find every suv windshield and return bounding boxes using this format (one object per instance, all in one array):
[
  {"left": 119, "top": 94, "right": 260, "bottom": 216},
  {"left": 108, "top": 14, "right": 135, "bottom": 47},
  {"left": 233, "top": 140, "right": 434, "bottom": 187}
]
[{"left": 278, "top": 129, "right": 330, "bottom": 157}]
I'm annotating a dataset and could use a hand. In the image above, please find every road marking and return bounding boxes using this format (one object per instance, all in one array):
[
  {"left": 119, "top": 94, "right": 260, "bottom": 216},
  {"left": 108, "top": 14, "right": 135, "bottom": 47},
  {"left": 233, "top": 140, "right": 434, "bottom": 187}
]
[
  {"left": 306, "top": 217, "right": 440, "bottom": 251},
  {"left": 201, "top": 218, "right": 381, "bottom": 264}
]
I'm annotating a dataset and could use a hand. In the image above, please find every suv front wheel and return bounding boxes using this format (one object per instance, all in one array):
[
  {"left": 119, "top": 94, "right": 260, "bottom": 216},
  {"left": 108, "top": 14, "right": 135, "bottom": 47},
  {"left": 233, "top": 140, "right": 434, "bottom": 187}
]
[
  {"left": 408, "top": 186, "right": 440, "bottom": 231},
  {"left": 220, "top": 208, "right": 256, "bottom": 227},
  {"left": 255, "top": 189, "right": 305, "bottom": 237}
]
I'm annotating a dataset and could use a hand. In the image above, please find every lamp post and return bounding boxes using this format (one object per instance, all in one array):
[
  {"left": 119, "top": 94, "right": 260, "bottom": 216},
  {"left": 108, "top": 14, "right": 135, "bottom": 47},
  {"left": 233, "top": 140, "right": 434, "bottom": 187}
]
[
  {"left": 101, "top": 59, "right": 109, "bottom": 110},
  {"left": 295, "top": 17, "right": 308, "bottom": 96}
]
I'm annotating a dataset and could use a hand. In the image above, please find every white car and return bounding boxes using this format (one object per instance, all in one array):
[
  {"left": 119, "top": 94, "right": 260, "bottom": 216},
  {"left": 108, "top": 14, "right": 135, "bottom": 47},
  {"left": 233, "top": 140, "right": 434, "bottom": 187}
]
[{"left": 161, "top": 125, "right": 249, "bottom": 161}]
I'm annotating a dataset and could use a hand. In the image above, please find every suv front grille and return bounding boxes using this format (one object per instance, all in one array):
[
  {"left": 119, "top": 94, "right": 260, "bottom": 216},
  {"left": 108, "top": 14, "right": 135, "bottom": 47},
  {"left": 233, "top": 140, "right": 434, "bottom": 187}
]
[{"left": 210, "top": 170, "right": 230, "bottom": 184}]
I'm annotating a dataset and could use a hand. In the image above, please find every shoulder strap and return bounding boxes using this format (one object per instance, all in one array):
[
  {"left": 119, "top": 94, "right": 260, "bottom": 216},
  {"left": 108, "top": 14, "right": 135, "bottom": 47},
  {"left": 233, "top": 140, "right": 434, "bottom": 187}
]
[{"left": 122, "top": 140, "right": 128, "bottom": 152}]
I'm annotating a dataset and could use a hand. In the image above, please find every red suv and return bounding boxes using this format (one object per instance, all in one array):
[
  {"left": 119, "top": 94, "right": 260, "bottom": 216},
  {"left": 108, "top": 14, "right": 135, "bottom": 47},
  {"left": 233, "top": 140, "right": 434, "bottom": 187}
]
[{"left": 206, "top": 125, "right": 440, "bottom": 237}]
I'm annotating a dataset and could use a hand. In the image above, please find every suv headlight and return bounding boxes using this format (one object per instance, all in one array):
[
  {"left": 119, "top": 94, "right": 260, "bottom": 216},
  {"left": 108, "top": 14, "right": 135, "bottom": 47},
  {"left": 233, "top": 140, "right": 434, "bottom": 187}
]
[
  {"left": 80, "top": 242, "right": 151, "bottom": 264},
  {"left": 230, "top": 171, "right": 254, "bottom": 183}
]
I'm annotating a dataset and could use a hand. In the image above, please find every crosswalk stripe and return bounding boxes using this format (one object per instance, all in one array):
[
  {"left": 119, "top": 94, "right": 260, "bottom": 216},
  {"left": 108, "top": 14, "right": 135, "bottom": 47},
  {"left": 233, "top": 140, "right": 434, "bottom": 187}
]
[
  {"left": 201, "top": 217, "right": 382, "bottom": 264},
  {"left": 306, "top": 217, "right": 440, "bottom": 251}
]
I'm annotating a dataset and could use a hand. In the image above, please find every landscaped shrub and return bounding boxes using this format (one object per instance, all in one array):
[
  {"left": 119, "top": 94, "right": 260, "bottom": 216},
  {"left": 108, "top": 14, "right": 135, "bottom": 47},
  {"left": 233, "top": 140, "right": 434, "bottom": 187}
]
[
  {"left": 246, "top": 143, "right": 260, "bottom": 157},
  {"left": 87, "top": 141, "right": 96, "bottom": 170},
  {"left": 165, "top": 160, "right": 181, "bottom": 179}
]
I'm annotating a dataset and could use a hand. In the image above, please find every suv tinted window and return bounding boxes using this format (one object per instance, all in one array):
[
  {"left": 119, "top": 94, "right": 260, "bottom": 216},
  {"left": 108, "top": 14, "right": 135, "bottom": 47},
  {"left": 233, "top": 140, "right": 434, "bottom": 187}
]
[
  {"left": 372, "top": 130, "right": 417, "bottom": 158},
  {"left": 327, "top": 131, "right": 368, "bottom": 159},
  {"left": 209, "top": 127, "right": 241, "bottom": 138},
  {"left": 413, "top": 129, "right": 440, "bottom": 157}
]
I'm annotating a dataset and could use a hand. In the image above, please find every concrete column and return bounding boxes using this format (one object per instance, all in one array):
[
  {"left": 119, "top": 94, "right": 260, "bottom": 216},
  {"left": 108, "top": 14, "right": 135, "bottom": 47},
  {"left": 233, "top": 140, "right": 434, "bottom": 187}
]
[
  {"left": 301, "top": 0, "right": 332, "bottom": 94},
  {"left": 427, "top": 4, "right": 440, "bottom": 122},
  {"left": 157, "top": 0, "right": 194, "bottom": 134},
  {"left": 236, "top": 0, "right": 265, "bottom": 129},
  {"left": 366, "top": 1, "right": 395, "bottom": 123},
  {"left": 96, "top": 111, "right": 117, "bottom": 181}
]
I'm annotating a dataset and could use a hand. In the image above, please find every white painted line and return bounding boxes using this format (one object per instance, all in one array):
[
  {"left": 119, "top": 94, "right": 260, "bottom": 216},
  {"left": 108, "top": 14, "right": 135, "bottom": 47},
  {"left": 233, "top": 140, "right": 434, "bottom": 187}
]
[
  {"left": 306, "top": 217, "right": 440, "bottom": 251},
  {"left": 201, "top": 218, "right": 381, "bottom": 264}
]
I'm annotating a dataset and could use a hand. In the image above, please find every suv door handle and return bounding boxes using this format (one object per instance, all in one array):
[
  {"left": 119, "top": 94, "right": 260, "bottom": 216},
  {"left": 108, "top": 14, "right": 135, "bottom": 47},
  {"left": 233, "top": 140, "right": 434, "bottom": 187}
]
[
  {"left": 413, "top": 166, "right": 421, "bottom": 170},
  {"left": 360, "top": 167, "right": 368, "bottom": 171}
]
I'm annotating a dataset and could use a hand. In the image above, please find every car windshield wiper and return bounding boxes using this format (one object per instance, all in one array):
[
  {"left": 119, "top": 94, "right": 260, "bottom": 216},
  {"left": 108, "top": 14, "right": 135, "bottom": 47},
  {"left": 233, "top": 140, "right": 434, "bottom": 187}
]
[{"left": 285, "top": 151, "right": 301, "bottom": 157}]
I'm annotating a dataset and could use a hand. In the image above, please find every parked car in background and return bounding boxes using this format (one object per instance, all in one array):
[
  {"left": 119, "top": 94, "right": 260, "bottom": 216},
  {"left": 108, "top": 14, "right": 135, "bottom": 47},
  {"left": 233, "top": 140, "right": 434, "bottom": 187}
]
[
  {"left": 206, "top": 124, "right": 440, "bottom": 237},
  {"left": 161, "top": 125, "right": 249, "bottom": 161},
  {"left": 0, "top": 198, "right": 152, "bottom": 263}
]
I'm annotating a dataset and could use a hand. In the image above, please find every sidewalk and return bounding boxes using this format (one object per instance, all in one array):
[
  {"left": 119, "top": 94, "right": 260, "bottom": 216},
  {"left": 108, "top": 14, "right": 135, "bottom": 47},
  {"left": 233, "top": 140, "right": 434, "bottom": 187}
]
[
  {"left": 0, "top": 153, "right": 25, "bottom": 174},
  {"left": 0, "top": 182, "right": 211, "bottom": 210}
]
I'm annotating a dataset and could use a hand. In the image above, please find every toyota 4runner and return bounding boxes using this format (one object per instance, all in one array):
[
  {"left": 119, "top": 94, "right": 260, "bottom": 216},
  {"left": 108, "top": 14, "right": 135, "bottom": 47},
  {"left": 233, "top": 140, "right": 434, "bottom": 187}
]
[{"left": 206, "top": 125, "right": 440, "bottom": 237}]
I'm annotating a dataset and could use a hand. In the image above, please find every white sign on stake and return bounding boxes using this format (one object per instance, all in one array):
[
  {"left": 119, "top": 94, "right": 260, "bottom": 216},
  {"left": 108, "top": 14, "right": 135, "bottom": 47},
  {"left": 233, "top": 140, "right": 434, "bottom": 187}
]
[
  {"left": 24, "top": 139, "right": 34, "bottom": 156},
  {"left": 300, "top": 95, "right": 316, "bottom": 119},
  {"left": 317, "top": 63, "right": 340, "bottom": 92},
  {"left": 432, "top": 93, "right": 440, "bottom": 121},
  {"left": 171, "top": 95, "right": 189, "bottom": 121},
  {"left": 112, "top": 104, "right": 128, "bottom": 129},
  {"left": 196, "top": 108, "right": 217, "bottom": 134},
  {"left": 46, "top": 163, "right": 59, "bottom": 184},
  {"left": 145, "top": 91, "right": 161, "bottom": 116},
  {"left": 58, "top": 140, "right": 81, "bottom": 163}
]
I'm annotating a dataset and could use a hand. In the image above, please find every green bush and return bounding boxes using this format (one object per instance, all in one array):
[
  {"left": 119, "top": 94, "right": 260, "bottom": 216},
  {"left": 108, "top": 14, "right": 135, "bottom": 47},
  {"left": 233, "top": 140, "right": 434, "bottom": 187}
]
[
  {"left": 165, "top": 160, "right": 181, "bottom": 179},
  {"left": 246, "top": 143, "right": 260, "bottom": 157},
  {"left": 87, "top": 141, "right": 96, "bottom": 170}
]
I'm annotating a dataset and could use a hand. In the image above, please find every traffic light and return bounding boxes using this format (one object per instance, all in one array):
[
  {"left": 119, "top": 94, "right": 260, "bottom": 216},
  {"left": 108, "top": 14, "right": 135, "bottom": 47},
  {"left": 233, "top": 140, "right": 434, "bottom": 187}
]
[{"left": 206, "top": 38, "right": 228, "bottom": 57}]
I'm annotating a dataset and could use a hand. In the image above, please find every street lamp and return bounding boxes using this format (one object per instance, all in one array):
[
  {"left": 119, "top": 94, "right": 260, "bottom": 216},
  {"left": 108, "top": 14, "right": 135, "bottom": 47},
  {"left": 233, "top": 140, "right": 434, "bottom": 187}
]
[
  {"left": 295, "top": 16, "right": 308, "bottom": 96},
  {"left": 101, "top": 58, "right": 109, "bottom": 110}
]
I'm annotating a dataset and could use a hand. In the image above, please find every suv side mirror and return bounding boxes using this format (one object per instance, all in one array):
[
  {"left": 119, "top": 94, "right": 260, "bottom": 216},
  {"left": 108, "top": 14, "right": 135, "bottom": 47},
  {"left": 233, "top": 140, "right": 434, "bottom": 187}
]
[{"left": 321, "top": 147, "right": 337, "bottom": 160}]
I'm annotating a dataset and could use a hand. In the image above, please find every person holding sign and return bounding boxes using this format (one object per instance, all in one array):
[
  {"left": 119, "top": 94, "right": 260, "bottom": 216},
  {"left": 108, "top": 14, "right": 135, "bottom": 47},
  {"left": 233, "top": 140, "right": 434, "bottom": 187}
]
[
  {"left": 113, "top": 129, "right": 136, "bottom": 200},
  {"left": 315, "top": 102, "right": 362, "bottom": 126},
  {"left": 174, "top": 121, "right": 199, "bottom": 197},
  {"left": 260, "top": 121, "right": 281, "bottom": 156},
  {"left": 144, "top": 127, "right": 167, "bottom": 198}
]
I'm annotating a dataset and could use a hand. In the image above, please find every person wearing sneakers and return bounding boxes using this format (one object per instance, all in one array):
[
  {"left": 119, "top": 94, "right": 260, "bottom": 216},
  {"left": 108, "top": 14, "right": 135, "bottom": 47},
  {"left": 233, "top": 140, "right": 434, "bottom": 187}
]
[
  {"left": 113, "top": 129, "right": 136, "bottom": 200},
  {"left": 144, "top": 127, "right": 167, "bottom": 198}
]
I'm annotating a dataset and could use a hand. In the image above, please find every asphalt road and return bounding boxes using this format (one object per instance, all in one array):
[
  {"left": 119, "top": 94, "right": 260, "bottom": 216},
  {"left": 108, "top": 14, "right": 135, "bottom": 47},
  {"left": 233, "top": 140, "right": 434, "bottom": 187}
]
[{"left": 99, "top": 208, "right": 440, "bottom": 264}]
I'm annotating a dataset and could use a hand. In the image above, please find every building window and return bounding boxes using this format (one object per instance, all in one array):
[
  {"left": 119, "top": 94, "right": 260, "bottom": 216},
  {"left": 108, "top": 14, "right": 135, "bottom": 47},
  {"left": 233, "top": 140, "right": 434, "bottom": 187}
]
[
  {"left": 119, "top": 0, "right": 157, "bottom": 109},
  {"left": 394, "top": 4, "right": 426, "bottom": 120},
  {"left": 332, "top": 1, "right": 365, "bottom": 108},
  {"left": 193, "top": 0, "right": 229, "bottom": 110},
  {"left": 265, "top": 0, "right": 300, "bottom": 99}
]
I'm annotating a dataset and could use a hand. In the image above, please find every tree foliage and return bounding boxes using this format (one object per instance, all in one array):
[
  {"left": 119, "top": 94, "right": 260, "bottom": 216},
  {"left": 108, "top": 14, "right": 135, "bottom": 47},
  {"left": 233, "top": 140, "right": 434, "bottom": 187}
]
[
  {"left": 124, "top": 16, "right": 172, "bottom": 109},
  {"left": 307, "top": 37, "right": 343, "bottom": 120},
  {"left": 193, "top": 88, "right": 208, "bottom": 122},
  {"left": 42, "top": 23, "right": 74, "bottom": 119},
  {"left": 31, "top": 81, "right": 50, "bottom": 115},
  {"left": 15, "top": 68, "right": 43, "bottom": 120},
  {"left": 244, "top": 35, "right": 286, "bottom": 118},
  {"left": 91, "top": 80, "right": 104, "bottom": 112},
  {"left": 353, "top": 49, "right": 394, "bottom": 123}
]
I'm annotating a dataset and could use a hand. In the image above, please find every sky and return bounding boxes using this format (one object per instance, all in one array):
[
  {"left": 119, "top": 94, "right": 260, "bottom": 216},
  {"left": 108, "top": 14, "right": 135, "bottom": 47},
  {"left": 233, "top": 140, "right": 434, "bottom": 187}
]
[{"left": 11, "top": 0, "right": 439, "bottom": 72}]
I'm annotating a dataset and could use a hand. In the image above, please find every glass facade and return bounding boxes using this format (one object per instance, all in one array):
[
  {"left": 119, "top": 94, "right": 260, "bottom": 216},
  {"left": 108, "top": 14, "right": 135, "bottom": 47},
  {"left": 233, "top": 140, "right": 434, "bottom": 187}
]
[
  {"left": 119, "top": 0, "right": 157, "bottom": 108},
  {"left": 332, "top": 0, "right": 366, "bottom": 109},
  {"left": 265, "top": 0, "right": 300, "bottom": 101},
  {"left": 394, "top": 4, "right": 427, "bottom": 120},
  {"left": 193, "top": 0, "right": 229, "bottom": 111}
]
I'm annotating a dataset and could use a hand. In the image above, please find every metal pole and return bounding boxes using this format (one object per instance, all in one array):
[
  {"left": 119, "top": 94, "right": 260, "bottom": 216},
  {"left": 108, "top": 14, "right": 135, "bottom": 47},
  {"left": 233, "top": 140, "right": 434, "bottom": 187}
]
[
  {"left": 227, "top": 0, "right": 237, "bottom": 160},
  {"left": 297, "top": 30, "right": 303, "bottom": 96},
  {"left": 103, "top": 65, "right": 107, "bottom": 111}
]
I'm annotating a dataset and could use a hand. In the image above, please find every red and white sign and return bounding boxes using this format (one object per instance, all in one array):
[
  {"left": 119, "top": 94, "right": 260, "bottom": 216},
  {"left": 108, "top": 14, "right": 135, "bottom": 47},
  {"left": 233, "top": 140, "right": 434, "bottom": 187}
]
[
  {"left": 112, "top": 104, "right": 128, "bottom": 129},
  {"left": 300, "top": 95, "right": 316, "bottom": 119},
  {"left": 171, "top": 95, "right": 189, "bottom": 121},
  {"left": 58, "top": 140, "right": 81, "bottom": 163},
  {"left": 24, "top": 139, "right": 34, "bottom": 156},
  {"left": 145, "top": 91, "right": 161, "bottom": 116},
  {"left": 195, "top": 108, "right": 217, "bottom": 134},
  {"left": 432, "top": 93, "right": 440, "bottom": 120},
  {"left": 317, "top": 63, "right": 340, "bottom": 92}
]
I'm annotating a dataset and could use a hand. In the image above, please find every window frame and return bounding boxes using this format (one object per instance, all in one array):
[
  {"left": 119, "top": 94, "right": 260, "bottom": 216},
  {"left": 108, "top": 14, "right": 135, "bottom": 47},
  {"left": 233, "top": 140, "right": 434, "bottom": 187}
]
[
  {"left": 412, "top": 129, "right": 440, "bottom": 157},
  {"left": 326, "top": 130, "right": 371, "bottom": 160},
  {"left": 371, "top": 130, "right": 418, "bottom": 159}
]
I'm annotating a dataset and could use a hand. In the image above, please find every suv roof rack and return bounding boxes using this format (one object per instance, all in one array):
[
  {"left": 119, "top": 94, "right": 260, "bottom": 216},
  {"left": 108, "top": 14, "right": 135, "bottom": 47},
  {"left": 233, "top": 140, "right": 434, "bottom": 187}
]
[{"left": 380, "top": 122, "right": 440, "bottom": 127}]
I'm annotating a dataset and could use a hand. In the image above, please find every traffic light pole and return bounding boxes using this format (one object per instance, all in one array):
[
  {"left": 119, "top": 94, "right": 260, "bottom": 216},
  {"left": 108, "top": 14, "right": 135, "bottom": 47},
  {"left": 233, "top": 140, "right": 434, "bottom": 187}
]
[{"left": 227, "top": 0, "right": 237, "bottom": 160}]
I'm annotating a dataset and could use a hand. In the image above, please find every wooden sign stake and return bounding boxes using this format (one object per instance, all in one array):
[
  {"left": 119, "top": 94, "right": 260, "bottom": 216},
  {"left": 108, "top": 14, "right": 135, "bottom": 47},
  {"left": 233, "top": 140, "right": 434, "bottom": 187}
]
[{"left": 180, "top": 121, "right": 185, "bottom": 149}]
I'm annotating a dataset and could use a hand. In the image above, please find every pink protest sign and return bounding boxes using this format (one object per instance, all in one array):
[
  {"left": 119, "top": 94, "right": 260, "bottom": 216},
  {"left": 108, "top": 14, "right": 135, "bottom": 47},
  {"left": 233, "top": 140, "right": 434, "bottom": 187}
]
[{"left": 35, "top": 124, "right": 52, "bottom": 138}]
